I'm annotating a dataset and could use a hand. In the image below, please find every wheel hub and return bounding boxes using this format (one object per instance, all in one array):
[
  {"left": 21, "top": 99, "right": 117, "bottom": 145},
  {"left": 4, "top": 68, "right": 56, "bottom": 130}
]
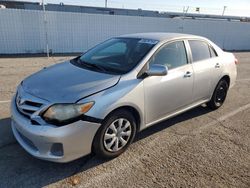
[{"left": 103, "top": 118, "right": 132, "bottom": 152}]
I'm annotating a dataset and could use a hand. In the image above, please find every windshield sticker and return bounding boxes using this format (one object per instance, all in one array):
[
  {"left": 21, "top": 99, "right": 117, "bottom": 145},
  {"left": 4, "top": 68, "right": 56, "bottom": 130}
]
[{"left": 138, "top": 39, "right": 158, "bottom": 45}]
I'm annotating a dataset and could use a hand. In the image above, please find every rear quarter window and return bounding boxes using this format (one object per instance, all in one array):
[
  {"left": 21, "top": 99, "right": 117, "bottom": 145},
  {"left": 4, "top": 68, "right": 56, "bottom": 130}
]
[
  {"left": 189, "top": 40, "right": 211, "bottom": 62},
  {"left": 209, "top": 45, "right": 218, "bottom": 57}
]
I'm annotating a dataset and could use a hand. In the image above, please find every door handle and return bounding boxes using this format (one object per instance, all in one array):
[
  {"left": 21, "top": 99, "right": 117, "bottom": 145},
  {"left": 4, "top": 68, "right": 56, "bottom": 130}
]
[
  {"left": 215, "top": 63, "right": 220, "bottom": 68},
  {"left": 184, "top": 71, "right": 192, "bottom": 78}
]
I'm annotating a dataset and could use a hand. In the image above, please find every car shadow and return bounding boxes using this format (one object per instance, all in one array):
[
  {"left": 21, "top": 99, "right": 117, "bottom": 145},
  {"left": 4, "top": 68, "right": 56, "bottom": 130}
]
[
  {"left": 135, "top": 105, "right": 211, "bottom": 141},
  {"left": 0, "top": 105, "right": 212, "bottom": 187},
  {"left": 0, "top": 118, "right": 15, "bottom": 147}
]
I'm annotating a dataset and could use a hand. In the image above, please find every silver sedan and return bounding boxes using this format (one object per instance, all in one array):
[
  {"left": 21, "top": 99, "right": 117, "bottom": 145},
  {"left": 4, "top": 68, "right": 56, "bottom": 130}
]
[{"left": 11, "top": 33, "right": 237, "bottom": 162}]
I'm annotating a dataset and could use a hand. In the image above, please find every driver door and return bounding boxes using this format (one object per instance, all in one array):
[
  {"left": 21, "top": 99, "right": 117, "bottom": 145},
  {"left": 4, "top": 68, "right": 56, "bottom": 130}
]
[{"left": 143, "top": 40, "right": 194, "bottom": 125}]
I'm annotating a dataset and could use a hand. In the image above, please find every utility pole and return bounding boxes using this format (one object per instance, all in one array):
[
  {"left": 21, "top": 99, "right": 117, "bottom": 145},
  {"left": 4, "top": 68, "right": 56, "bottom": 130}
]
[
  {"left": 222, "top": 6, "right": 227, "bottom": 16},
  {"left": 182, "top": 6, "right": 189, "bottom": 17},
  {"left": 105, "top": 0, "right": 107, "bottom": 8},
  {"left": 42, "top": 0, "right": 49, "bottom": 58},
  {"left": 181, "top": 6, "right": 189, "bottom": 33}
]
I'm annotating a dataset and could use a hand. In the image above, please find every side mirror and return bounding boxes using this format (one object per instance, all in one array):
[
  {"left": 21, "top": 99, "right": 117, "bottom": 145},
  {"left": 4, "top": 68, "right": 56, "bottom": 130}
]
[{"left": 145, "top": 64, "right": 168, "bottom": 77}]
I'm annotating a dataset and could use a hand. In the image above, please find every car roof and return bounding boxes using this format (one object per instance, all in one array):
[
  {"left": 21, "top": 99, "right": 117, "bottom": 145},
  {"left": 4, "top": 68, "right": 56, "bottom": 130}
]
[{"left": 119, "top": 32, "right": 204, "bottom": 42}]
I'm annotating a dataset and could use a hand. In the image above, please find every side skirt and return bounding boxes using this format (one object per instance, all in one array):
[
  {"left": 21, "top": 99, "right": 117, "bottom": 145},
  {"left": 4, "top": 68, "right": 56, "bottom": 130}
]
[{"left": 143, "top": 99, "right": 209, "bottom": 130}]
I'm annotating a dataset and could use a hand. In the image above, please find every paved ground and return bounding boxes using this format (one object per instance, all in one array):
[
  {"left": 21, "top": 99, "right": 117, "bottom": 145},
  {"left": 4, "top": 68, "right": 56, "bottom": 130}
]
[{"left": 0, "top": 53, "right": 249, "bottom": 188}]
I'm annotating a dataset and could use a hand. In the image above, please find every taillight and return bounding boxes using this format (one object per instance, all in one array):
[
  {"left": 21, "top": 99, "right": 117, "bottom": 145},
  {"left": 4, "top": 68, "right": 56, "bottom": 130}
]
[{"left": 235, "top": 58, "right": 239, "bottom": 65}]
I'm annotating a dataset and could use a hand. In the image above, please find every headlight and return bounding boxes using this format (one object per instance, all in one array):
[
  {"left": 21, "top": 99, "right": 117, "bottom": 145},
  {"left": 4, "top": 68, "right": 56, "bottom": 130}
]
[{"left": 42, "top": 102, "right": 94, "bottom": 125}]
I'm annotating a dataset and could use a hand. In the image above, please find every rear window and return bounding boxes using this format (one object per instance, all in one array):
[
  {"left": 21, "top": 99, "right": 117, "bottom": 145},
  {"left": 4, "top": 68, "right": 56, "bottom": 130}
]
[{"left": 189, "top": 40, "right": 211, "bottom": 62}]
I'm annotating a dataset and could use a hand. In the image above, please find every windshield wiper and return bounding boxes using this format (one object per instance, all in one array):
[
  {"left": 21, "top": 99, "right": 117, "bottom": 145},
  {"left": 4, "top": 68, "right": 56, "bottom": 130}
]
[{"left": 78, "top": 59, "right": 107, "bottom": 72}]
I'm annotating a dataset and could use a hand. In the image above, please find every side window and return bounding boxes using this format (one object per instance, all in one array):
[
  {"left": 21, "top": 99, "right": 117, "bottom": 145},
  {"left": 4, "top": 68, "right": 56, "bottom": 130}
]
[
  {"left": 189, "top": 40, "right": 211, "bottom": 62},
  {"left": 149, "top": 41, "right": 188, "bottom": 69},
  {"left": 209, "top": 46, "right": 218, "bottom": 58}
]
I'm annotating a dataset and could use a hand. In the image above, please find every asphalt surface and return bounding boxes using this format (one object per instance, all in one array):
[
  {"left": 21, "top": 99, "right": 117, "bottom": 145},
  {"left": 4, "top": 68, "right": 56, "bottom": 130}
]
[{"left": 0, "top": 53, "right": 249, "bottom": 188}]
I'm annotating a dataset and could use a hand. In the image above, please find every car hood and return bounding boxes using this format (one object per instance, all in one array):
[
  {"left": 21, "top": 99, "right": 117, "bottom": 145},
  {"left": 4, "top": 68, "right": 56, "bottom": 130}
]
[{"left": 22, "top": 61, "right": 120, "bottom": 103}]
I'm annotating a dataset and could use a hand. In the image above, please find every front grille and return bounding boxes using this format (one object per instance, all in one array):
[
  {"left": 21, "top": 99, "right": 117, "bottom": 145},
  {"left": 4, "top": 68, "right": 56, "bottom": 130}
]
[{"left": 16, "top": 92, "right": 43, "bottom": 118}]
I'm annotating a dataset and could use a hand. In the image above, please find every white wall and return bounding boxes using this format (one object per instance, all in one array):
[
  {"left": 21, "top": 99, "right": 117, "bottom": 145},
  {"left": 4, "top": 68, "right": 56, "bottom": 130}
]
[{"left": 0, "top": 9, "right": 250, "bottom": 54}]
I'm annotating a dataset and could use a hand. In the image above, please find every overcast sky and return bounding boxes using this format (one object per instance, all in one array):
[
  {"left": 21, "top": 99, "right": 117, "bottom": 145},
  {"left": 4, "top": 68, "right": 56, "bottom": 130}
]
[{"left": 19, "top": 0, "right": 250, "bottom": 16}]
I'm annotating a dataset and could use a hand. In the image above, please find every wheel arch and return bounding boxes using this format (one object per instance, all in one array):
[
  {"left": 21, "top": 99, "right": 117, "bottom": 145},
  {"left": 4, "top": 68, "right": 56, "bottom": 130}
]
[
  {"left": 208, "top": 74, "right": 230, "bottom": 102},
  {"left": 220, "top": 75, "right": 230, "bottom": 87},
  {"left": 102, "top": 106, "right": 141, "bottom": 133},
  {"left": 91, "top": 105, "right": 142, "bottom": 154}
]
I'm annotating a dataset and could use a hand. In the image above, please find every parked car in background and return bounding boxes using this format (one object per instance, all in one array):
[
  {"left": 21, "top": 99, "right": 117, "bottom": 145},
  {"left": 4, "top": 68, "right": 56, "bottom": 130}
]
[{"left": 11, "top": 33, "right": 237, "bottom": 162}]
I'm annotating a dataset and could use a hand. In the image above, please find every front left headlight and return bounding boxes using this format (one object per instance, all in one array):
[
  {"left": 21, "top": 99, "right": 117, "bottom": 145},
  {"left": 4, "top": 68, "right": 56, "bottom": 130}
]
[{"left": 42, "top": 102, "right": 94, "bottom": 125}]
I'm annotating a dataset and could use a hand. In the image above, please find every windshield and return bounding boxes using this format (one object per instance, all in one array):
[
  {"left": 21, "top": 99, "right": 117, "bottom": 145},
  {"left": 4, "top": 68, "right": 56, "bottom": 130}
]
[{"left": 76, "top": 38, "right": 158, "bottom": 74}]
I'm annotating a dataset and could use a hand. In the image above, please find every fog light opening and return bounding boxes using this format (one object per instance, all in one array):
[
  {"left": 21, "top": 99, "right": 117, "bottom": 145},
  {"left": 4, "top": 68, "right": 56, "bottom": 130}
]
[{"left": 50, "top": 143, "right": 64, "bottom": 157}]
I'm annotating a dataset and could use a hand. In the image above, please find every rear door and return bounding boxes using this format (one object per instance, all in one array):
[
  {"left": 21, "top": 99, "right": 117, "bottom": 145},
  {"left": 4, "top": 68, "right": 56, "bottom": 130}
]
[{"left": 188, "top": 40, "right": 222, "bottom": 101}]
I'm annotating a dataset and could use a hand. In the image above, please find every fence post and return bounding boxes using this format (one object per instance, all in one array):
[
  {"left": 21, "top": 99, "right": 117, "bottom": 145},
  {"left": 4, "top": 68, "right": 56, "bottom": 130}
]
[{"left": 42, "top": 0, "right": 49, "bottom": 57}]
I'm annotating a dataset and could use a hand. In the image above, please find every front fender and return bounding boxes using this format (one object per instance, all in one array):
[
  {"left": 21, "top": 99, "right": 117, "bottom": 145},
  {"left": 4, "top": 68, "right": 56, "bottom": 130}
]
[{"left": 78, "top": 78, "right": 145, "bottom": 130}]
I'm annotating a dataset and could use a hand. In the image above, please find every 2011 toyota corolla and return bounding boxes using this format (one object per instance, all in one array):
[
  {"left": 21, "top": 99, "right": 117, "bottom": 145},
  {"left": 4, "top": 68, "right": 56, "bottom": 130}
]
[{"left": 11, "top": 33, "right": 237, "bottom": 162}]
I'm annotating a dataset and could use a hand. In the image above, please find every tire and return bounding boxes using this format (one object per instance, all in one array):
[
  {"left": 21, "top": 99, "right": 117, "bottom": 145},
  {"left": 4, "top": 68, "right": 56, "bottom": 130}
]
[
  {"left": 207, "top": 79, "right": 229, "bottom": 110},
  {"left": 93, "top": 109, "right": 137, "bottom": 159}
]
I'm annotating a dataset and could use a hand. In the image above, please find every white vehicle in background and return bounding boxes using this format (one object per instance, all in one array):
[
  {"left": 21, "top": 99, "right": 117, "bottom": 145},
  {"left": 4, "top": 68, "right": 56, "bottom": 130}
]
[{"left": 11, "top": 33, "right": 237, "bottom": 162}]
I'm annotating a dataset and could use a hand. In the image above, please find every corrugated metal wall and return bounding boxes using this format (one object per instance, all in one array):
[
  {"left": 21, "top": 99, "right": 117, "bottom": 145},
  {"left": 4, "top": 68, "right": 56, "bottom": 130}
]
[{"left": 0, "top": 9, "right": 250, "bottom": 54}]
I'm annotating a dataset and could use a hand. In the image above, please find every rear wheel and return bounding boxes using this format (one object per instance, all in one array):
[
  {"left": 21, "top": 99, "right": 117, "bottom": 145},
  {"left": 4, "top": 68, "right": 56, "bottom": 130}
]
[
  {"left": 93, "top": 110, "right": 137, "bottom": 159},
  {"left": 207, "top": 79, "right": 229, "bottom": 110}
]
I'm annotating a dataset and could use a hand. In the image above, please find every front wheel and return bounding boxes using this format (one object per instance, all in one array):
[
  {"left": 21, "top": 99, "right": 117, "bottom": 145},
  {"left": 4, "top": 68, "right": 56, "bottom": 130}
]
[
  {"left": 207, "top": 79, "right": 229, "bottom": 110},
  {"left": 93, "top": 110, "right": 137, "bottom": 159}
]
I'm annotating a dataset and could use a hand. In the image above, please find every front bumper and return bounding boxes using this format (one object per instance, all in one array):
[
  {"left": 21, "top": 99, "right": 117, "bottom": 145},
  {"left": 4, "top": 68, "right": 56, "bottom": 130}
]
[{"left": 11, "top": 98, "right": 101, "bottom": 163}]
